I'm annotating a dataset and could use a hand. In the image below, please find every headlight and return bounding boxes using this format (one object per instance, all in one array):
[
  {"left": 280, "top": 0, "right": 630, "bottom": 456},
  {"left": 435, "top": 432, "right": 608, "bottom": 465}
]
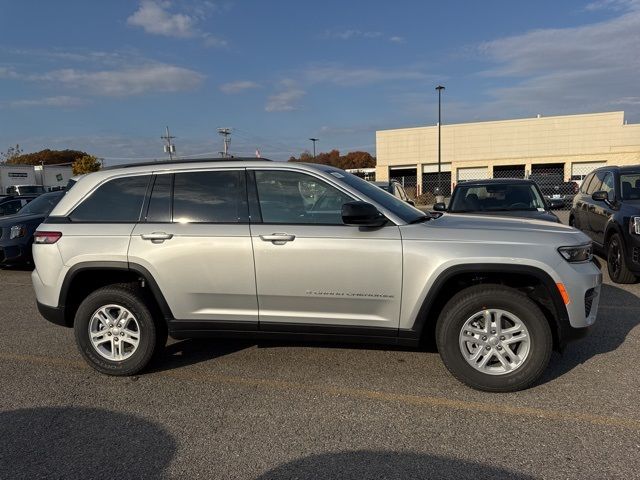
[
  {"left": 9, "top": 225, "right": 27, "bottom": 239},
  {"left": 558, "top": 244, "right": 592, "bottom": 263},
  {"left": 630, "top": 217, "right": 640, "bottom": 235}
]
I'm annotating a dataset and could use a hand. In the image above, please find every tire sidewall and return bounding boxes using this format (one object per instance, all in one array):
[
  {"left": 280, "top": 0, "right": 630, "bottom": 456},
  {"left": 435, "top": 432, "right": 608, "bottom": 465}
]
[
  {"left": 607, "top": 234, "right": 622, "bottom": 281},
  {"left": 437, "top": 287, "right": 552, "bottom": 392},
  {"left": 74, "top": 287, "right": 156, "bottom": 375}
]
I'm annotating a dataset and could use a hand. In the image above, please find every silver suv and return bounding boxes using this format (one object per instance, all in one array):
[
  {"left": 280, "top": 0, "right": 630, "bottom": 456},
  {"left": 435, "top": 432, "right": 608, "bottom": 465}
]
[{"left": 32, "top": 159, "right": 602, "bottom": 391}]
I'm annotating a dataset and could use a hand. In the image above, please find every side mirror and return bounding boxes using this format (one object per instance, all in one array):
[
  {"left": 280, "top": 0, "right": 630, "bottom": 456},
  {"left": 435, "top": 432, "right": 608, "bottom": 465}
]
[
  {"left": 342, "top": 201, "right": 387, "bottom": 227},
  {"left": 433, "top": 202, "right": 446, "bottom": 211},
  {"left": 592, "top": 191, "right": 608, "bottom": 202},
  {"left": 407, "top": 199, "right": 415, "bottom": 206}
]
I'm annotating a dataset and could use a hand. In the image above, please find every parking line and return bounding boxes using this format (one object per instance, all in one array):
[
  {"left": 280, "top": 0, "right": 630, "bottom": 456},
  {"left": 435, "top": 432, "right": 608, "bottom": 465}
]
[{"left": 2, "top": 351, "right": 640, "bottom": 431}]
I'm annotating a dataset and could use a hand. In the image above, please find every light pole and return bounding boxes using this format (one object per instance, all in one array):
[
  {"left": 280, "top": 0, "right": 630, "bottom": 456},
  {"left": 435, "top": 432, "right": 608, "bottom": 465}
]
[
  {"left": 309, "top": 138, "right": 319, "bottom": 158},
  {"left": 435, "top": 85, "right": 445, "bottom": 194}
]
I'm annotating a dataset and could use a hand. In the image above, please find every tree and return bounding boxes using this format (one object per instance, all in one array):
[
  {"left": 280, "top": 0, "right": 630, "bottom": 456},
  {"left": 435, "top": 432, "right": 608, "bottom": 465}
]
[
  {"left": 7, "top": 149, "right": 89, "bottom": 166},
  {"left": 288, "top": 149, "right": 376, "bottom": 169},
  {"left": 72, "top": 155, "right": 102, "bottom": 175},
  {"left": 0, "top": 144, "right": 23, "bottom": 164}
]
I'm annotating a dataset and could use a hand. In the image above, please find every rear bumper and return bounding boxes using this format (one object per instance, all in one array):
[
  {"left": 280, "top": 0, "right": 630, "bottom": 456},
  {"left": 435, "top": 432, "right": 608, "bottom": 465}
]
[
  {"left": 0, "top": 241, "right": 30, "bottom": 265},
  {"left": 37, "top": 301, "right": 69, "bottom": 327}
]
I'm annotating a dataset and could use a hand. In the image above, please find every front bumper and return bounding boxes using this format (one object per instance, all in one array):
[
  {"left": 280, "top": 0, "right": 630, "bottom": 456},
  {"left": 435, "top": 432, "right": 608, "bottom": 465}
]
[
  {"left": 556, "top": 258, "right": 603, "bottom": 330},
  {"left": 0, "top": 240, "right": 30, "bottom": 265},
  {"left": 37, "top": 301, "right": 68, "bottom": 327}
]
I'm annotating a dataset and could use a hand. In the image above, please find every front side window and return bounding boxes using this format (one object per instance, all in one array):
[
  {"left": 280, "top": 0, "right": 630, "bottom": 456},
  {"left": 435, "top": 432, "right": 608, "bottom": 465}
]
[
  {"left": 173, "top": 170, "right": 247, "bottom": 223},
  {"left": 620, "top": 173, "right": 640, "bottom": 200},
  {"left": 580, "top": 173, "right": 594, "bottom": 193},
  {"left": 70, "top": 176, "right": 150, "bottom": 222},
  {"left": 601, "top": 172, "right": 615, "bottom": 197},
  {"left": 254, "top": 170, "right": 353, "bottom": 224},
  {"left": 586, "top": 173, "right": 603, "bottom": 195}
]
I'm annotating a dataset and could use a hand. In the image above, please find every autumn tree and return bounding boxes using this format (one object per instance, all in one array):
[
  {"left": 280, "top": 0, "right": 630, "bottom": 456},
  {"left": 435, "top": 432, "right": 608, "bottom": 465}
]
[
  {"left": 0, "top": 144, "right": 23, "bottom": 164},
  {"left": 8, "top": 149, "right": 89, "bottom": 166},
  {"left": 72, "top": 155, "right": 102, "bottom": 175},
  {"left": 288, "top": 149, "right": 376, "bottom": 169}
]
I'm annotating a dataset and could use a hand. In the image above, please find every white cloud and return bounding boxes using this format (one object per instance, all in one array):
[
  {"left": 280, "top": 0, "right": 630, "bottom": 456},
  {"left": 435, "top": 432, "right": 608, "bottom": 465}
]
[
  {"left": 0, "top": 67, "right": 19, "bottom": 79},
  {"left": 389, "top": 36, "right": 405, "bottom": 44},
  {"left": 265, "top": 88, "right": 306, "bottom": 112},
  {"left": 6, "top": 96, "right": 88, "bottom": 108},
  {"left": 323, "top": 29, "right": 382, "bottom": 40},
  {"left": 477, "top": 7, "right": 640, "bottom": 116},
  {"left": 127, "top": 0, "right": 226, "bottom": 46},
  {"left": 220, "top": 80, "right": 261, "bottom": 94},
  {"left": 303, "top": 63, "right": 432, "bottom": 87},
  {"left": 585, "top": 0, "right": 640, "bottom": 11},
  {"left": 33, "top": 63, "right": 204, "bottom": 96}
]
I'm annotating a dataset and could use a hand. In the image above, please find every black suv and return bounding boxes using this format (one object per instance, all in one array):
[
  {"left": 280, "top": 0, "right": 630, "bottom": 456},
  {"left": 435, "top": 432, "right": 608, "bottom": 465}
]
[{"left": 570, "top": 165, "right": 640, "bottom": 283}]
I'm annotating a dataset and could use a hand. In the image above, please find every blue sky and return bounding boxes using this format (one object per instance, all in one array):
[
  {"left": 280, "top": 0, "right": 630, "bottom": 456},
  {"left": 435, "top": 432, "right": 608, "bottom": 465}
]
[{"left": 1, "top": 0, "right": 639, "bottom": 163}]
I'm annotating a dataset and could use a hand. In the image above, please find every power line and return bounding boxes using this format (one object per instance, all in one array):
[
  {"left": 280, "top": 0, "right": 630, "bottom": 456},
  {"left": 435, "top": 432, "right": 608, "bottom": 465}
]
[{"left": 160, "top": 126, "right": 176, "bottom": 161}]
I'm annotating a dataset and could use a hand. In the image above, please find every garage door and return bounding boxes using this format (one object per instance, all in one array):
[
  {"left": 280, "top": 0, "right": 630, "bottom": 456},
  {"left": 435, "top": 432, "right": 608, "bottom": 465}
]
[
  {"left": 571, "top": 162, "right": 606, "bottom": 180},
  {"left": 457, "top": 167, "right": 489, "bottom": 182}
]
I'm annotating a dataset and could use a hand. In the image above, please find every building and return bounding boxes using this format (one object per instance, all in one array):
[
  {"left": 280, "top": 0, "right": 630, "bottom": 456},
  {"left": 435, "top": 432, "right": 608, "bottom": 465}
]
[
  {"left": 375, "top": 111, "right": 640, "bottom": 197},
  {"left": 0, "top": 164, "right": 73, "bottom": 194}
]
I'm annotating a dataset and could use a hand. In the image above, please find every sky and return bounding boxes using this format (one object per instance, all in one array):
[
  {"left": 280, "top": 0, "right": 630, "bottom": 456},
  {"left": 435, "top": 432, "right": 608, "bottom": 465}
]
[{"left": 1, "top": 0, "right": 639, "bottom": 164}]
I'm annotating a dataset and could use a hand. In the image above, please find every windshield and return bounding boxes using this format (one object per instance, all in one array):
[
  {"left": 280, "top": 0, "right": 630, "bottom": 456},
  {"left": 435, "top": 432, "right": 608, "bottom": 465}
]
[
  {"left": 17, "top": 192, "right": 63, "bottom": 215},
  {"left": 330, "top": 170, "right": 426, "bottom": 222},
  {"left": 449, "top": 183, "right": 545, "bottom": 213},
  {"left": 620, "top": 173, "right": 640, "bottom": 200}
]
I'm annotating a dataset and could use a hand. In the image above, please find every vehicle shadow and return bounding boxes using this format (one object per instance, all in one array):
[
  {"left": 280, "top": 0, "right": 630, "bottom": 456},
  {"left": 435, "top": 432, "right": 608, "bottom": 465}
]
[
  {"left": 255, "top": 450, "right": 535, "bottom": 480},
  {"left": 541, "top": 281, "right": 640, "bottom": 383},
  {"left": 0, "top": 406, "right": 176, "bottom": 479}
]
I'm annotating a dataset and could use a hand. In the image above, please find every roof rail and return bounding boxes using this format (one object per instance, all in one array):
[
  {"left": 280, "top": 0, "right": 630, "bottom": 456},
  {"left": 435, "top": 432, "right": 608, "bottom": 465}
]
[{"left": 103, "top": 157, "right": 272, "bottom": 170}]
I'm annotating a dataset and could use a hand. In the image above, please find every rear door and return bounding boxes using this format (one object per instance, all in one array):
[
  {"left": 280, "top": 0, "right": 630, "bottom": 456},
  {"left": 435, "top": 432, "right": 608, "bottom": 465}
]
[
  {"left": 128, "top": 169, "right": 258, "bottom": 326},
  {"left": 248, "top": 168, "right": 402, "bottom": 330}
]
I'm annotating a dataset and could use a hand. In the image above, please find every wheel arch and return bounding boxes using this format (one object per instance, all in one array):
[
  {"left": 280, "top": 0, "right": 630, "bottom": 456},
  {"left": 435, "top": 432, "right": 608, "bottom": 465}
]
[
  {"left": 403, "top": 264, "right": 569, "bottom": 351},
  {"left": 58, "top": 261, "right": 174, "bottom": 327}
]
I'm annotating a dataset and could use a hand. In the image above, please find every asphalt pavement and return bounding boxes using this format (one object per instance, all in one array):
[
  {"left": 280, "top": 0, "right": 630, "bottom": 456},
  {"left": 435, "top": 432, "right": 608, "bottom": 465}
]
[{"left": 1, "top": 259, "right": 639, "bottom": 479}]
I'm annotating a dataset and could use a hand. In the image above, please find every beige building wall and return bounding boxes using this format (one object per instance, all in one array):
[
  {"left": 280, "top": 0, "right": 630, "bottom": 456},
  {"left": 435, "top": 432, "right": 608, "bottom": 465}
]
[{"left": 375, "top": 111, "right": 640, "bottom": 186}]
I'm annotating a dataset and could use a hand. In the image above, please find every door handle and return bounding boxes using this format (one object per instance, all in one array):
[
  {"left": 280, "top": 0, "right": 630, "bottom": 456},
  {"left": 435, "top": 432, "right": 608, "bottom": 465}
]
[
  {"left": 260, "top": 233, "right": 296, "bottom": 243},
  {"left": 141, "top": 232, "right": 173, "bottom": 243}
]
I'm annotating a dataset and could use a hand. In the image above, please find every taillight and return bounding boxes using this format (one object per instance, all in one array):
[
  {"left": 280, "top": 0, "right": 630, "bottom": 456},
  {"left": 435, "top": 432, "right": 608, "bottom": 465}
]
[{"left": 34, "top": 231, "right": 62, "bottom": 244}]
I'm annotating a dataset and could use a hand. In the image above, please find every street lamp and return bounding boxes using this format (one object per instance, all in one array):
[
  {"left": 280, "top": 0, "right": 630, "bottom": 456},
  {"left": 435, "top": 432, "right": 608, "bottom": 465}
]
[
  {"left": 309, "top": 138, "right": 319, "bottom": 158},
  {"left": 435, "top": 85, "right": 445, "bottom": 195}
]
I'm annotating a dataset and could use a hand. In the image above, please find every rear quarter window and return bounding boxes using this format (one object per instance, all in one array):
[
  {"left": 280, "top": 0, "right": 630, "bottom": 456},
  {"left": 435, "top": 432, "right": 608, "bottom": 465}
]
[{"left": 70, "top": 176, "right": 151, "bottom": 222}]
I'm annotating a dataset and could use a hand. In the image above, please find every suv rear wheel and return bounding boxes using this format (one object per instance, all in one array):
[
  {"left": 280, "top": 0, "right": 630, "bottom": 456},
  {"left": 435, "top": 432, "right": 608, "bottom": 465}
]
[
  {"left": 74, "top": 284, "right": 165, "bottom": 375},
  {"left": 436, "top": 284, "right": 552, "bottom": 392}
]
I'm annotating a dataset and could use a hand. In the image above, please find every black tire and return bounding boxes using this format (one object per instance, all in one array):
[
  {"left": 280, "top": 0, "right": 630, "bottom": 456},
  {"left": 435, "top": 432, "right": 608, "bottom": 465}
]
[
  {"left": 607, "top": 233, "right": 636, "bottom": 284},
  {"left": 435, "top": 284, "right": 552, "bottom": 392},
  {"left": 74, "top": 284, "right": 165, "bottom": 376}
]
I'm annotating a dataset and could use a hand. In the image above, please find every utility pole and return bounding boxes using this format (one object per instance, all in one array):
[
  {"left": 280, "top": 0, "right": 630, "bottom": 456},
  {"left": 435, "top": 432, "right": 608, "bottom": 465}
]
[
  {"left": 161, "top": 126, "right": 176, "bottom": 161},
  {"left": 218, "top": 128, "right": 232, "bottom": 158},
  {"left": 435, "top": 85, "right": 445, "bottom": 194},
  {"left": 309, "top": 138, "right": 319, "bottom": 158}
]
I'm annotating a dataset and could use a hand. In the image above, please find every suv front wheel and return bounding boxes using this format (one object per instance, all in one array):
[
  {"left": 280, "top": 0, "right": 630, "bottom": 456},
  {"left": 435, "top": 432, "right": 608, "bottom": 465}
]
[
  {"left": 74, "top": 284, "right": 165, "bottom": 376},
  {"left": 436, "top": 284, "right": 552, "bottom": 392}
]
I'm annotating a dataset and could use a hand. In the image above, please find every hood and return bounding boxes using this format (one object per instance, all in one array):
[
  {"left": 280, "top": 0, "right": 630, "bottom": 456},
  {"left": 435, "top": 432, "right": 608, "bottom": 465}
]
[{"left": 403, "top": 211, "right": 589, "bottom": 246}]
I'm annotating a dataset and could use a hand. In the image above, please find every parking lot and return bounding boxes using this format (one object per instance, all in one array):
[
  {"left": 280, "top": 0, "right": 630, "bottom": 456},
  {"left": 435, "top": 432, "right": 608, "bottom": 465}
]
[{"left": 1, "top": 259, "right": 639, "bottom": 479}]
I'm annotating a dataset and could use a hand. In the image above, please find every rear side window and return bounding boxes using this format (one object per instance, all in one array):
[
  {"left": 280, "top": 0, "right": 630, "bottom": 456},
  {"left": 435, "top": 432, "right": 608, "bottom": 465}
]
[
  {"left": 173, "top": 171, "right": 247, "bottom": 223},
  {"left": 70, "top": 176, "right": 151, "bottom": 222}
]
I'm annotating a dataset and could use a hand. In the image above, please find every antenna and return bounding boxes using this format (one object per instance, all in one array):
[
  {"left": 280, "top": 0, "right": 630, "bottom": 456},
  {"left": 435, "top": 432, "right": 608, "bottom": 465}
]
[
  {"left": 161, "top": 126, "right": 176, "bottom": 161},
  {"left": 217, "top": 128, "right": 232, "bottom": 158}
]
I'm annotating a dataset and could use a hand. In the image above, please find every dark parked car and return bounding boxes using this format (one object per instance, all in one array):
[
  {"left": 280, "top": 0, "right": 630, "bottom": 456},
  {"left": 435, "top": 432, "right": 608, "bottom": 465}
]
[
  {"left": 529, "top": 173, "right": 579, "bottom": 209},
  {"left": 570, "top": 165, "right": 640, "bottom": 283},
  {"left": 371, "top": 180, "right": 415, "bottom": 205},
  {"left": 0, "top": 191, "right": 64, "bottom": 266},
  {"left": 433, "top": 179, "right": 560, "bottom": 222},
  {"left": 0, "top": 195, "right": 38, "bottom": 217}
]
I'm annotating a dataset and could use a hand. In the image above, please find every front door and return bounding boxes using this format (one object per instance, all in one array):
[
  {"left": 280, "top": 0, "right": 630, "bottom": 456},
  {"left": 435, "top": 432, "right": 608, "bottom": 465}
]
[
  {"left": 589, "top": 171, "right": 615, "bottom": 247},
  {"left": 249, "top": 168, "right": 402, "bottom": 330},
  {"left": 128, "top": 169, "right": 258, "bottom": 326}
]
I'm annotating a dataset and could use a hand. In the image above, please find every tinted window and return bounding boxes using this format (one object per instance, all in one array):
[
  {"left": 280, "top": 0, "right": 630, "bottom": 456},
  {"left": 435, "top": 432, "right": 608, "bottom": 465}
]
[
  {"left": 70, "top": 176, "right": 150, "bottom": 222},
  {"left": 146, "top": 174, "right": 172, "bottom": 222},
  {"left": 173, "top": 171, "right": 246, "bottom": 223},
  {"left": 449, "top": 183, "right": 545, "bottom": 212},
  {"left": 620, "top": 172, "right": 640, "bottom": 200},
  {"left": 255, "top": 170, "right": 353, "bottom": 224},
  {"left": 0, "top": 200, "right": 23, "bottom": 216}
]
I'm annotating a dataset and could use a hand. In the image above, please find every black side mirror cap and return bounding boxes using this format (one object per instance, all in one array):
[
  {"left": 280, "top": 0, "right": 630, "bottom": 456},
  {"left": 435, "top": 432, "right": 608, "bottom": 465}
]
[
  {"left": 433, "top": 202, "right": 446, "bottom": 211},
  {"left": 592, "top": 190, "right": 608, "bottom": 202},
  {"left": 342, "top": 201, "right": 387, "bottom": 227}
]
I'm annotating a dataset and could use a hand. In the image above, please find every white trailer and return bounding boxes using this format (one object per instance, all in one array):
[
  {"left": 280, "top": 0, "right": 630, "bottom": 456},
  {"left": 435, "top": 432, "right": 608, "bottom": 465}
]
[
  {"left": 0, "top": 165, "right": 37, "bottom": 195},
  {"left": 34, "top": 165, "right": 74, "bottom": 191}
]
